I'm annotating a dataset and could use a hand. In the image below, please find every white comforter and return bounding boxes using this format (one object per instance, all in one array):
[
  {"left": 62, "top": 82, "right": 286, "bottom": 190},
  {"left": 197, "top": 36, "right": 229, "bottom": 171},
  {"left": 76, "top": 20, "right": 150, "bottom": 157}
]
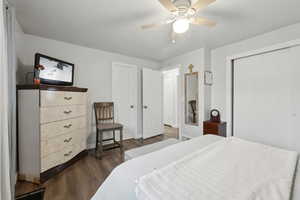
[
  {"left": 136, "top": 137, "right": 298, "bottom": 200},
  {"left": 91, "top": 135, "right": 300, "bottom": 200}
]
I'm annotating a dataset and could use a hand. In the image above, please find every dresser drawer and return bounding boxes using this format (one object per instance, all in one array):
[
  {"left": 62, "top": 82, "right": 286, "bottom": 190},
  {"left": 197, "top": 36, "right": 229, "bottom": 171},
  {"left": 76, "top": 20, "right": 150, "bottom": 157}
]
[
  {"left": 204, "top": 129, "right": 219, "bottom": 135},
  {"left": 41, "top": 117, "right": 86, "bottom": 140},
  {"left": 40, "top": 105, "right": 86, "bottom": 124},
  {"left": 41, "top": 128, "right": 87, "bottom": 157},
  {"left": 63, "top": 144, "right": 82, "bottom": 163},
  {"left": 40, "top": 91, "right": 87, "bottom": 107},
  {"left": 203, "top": 123, "right": 219, "bottom": 132},
  {"left": 41, "top": 151, "right": 64, "bottom": 172},
  {"left": 41, "top": 144, "right": 81, "bottom": 172},
  {"left": 41, "top": 132, "right": 72, "bottom": 157}
]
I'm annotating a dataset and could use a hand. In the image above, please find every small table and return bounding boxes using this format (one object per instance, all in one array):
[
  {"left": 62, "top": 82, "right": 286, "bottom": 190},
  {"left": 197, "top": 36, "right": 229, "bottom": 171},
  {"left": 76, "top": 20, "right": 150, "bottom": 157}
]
[{"left": 203, "top": 121, "right": 227, "bottom": 137}]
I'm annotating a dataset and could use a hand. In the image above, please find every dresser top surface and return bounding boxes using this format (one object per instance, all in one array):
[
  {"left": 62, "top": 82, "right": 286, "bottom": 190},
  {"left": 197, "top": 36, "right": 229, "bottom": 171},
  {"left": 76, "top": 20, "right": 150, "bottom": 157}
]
[{"left": 17, "top": 84, "right": 88, "bottom": 92}]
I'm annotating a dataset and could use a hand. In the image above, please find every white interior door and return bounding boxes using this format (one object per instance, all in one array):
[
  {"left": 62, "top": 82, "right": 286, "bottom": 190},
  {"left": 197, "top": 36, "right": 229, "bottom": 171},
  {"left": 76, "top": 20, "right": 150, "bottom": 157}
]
[
  {"left": 233, "top": 47, "right": 299, "bottom": 150},
  {"left": 112, "top": 63, "right": 138, "bottom": 139},
  {"left": 143, "top": 68, "right": 163, "bottom": 139}
]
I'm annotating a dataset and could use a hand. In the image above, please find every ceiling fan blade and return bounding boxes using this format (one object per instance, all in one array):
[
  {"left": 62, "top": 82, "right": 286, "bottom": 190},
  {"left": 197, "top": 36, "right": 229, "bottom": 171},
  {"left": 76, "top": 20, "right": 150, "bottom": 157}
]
[
  {"left": 141, "top": 19, "right": 174, "bottom": 30},
  {"left": 191, "top": 0, "right": 216, "bottom": 11},
  {"left": 158, "top": 0, "right": 178, "bottom": 12},
  {"left": 190, "top": 17, "right": 216, "bottom": 27},
  {"left": 141, "top": 23, "right": 163, "bottom": 29}
]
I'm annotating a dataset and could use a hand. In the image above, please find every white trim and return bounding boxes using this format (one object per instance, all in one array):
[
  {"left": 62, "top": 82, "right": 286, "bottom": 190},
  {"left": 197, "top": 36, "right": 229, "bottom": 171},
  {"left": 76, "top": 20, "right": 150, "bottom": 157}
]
[
  {"left": 225, "top": 39, "right": 300, "bottom": 137},
  {"left": 228, "top": 39, "right": 300, "bottom": 60}
]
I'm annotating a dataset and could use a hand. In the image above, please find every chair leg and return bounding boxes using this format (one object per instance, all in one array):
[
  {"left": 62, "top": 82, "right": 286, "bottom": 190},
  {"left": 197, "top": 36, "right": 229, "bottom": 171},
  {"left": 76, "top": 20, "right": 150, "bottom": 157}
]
[
  {"left": 95, "top": 129, "right": 99, "bottom": 152},
  {"left": 99, "top": 131, "right": 103, "bottom": 158},
  {"left": 119, "top": 128, "right": 123, "bottom": 152},
  {"left": 113, "top": 130, "right": 116, "bottom": 144}
]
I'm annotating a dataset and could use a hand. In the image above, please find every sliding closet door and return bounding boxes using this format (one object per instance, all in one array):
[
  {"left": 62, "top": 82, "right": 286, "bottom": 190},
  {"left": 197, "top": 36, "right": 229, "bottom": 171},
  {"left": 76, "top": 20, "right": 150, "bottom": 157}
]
[
  {"left": 233, "top": 48, "right": 293, "bottom": 149},
  {"left": 289, "top": 46, "right": 300, "bottom": 152},
  {"left": 112, "top": 63, "right": 138, "bottom": 139},
  {"left": 143, "top": 68, "right": 163, "bottom": 139}
]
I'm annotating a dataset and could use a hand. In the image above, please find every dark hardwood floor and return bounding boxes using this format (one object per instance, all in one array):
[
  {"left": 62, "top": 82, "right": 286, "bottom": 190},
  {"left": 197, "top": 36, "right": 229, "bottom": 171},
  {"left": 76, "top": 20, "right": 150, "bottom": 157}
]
[{"left": 16, "top": 126, "right": 179, "bottom": 200}]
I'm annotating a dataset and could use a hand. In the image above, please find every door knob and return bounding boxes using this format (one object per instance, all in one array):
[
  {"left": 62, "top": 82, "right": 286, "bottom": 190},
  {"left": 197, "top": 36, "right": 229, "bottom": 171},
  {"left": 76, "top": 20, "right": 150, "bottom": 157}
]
[
  {"left": 143, "top": 106, "right": 148, "bottom": 109},
  {"left": 130, "top": 105, "right": 134, "bottom": 109}
]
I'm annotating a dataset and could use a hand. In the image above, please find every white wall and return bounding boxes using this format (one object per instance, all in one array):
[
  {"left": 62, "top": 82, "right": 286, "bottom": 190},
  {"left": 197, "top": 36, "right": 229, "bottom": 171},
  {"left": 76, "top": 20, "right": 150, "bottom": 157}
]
[
  {"left": 162, "top": 48, "right": 211, "bottom": 138},
  {"left": 211, "top": 22, "right": 300, "bottom": 121},
  {"left": 15, "top": 19, "right": 24, "bottom": 84},
  {"left": 16, "top": 33, "right": 160, "bottom": 147},
  {"left": 15, "top": 19, "right": 300, "bottom": 143}
]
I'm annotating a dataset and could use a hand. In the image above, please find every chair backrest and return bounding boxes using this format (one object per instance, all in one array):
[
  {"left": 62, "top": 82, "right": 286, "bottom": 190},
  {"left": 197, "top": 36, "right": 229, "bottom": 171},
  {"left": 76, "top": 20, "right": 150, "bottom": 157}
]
[{"left": 94, "top": 102, "right": 114, "bottom": 125}]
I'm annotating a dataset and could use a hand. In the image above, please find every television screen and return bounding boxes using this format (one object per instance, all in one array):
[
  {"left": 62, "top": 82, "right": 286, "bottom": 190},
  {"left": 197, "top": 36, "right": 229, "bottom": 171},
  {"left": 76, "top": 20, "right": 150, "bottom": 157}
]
[{"left": 34, "top": 53, "right": 74, "bottom": 86}]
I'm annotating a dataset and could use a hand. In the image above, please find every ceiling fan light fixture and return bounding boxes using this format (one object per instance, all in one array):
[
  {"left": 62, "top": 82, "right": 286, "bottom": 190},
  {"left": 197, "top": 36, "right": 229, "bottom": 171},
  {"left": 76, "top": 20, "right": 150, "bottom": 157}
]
[{"left": 173, "top": 18, "right": 190, "bottom": 34}]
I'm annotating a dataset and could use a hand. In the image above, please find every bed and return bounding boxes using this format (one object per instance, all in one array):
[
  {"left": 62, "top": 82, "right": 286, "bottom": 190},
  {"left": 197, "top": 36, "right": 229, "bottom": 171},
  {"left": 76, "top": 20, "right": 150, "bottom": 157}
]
[{"left": 91, "top": 135, "right": 300, "bottom": 200}]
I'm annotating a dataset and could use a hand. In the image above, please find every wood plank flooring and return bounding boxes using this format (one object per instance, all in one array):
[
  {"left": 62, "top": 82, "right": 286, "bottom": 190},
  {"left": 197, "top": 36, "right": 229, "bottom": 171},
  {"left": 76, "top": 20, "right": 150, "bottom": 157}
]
[{"left": 16, "top": 126, "right": 178, "bottom": 200}]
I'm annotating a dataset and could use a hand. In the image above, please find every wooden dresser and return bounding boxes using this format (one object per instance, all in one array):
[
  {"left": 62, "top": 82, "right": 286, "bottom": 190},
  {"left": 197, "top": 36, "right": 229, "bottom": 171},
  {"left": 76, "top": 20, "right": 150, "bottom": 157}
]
[
  {"left": 203, "top": 121, "right": 227, "bottom": 137},
  {"left": 17, "top": 85, "right": 88, "bottom": 183}
]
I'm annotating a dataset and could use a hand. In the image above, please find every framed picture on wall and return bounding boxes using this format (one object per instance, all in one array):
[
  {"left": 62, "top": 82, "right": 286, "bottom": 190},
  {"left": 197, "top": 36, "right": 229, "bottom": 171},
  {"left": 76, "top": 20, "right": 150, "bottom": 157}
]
[{"left": 204, "top": 71, "right": 213, "bottom": 86}]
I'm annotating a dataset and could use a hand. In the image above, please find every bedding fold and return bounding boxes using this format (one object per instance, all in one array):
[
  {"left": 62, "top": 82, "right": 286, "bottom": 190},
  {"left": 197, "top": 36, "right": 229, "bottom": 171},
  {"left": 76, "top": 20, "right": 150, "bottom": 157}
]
[{"left": 136, "top": 137, "right": 298, "bottom": 200}]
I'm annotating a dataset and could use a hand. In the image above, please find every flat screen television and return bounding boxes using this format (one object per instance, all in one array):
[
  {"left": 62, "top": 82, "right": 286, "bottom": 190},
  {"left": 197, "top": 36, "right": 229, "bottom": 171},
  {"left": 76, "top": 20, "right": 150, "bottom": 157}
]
[{"left": 34, "top": 53, "right": 74, "bottom": 86}]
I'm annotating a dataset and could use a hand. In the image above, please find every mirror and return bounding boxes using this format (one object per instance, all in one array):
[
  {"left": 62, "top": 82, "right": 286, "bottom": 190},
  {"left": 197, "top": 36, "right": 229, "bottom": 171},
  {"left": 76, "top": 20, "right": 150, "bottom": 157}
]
[{"left": 185, "top": 72, "right": 199, "bottom": 126}]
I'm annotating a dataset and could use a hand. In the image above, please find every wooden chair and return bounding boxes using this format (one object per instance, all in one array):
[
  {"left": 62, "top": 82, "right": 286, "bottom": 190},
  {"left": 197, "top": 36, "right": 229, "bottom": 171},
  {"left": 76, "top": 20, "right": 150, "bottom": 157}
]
[
  {"left": 94, "top": 102, "right": 123, "bottom": 158},
  {"left": 189, "top": 100, "right": 197, "bottom": 123}
]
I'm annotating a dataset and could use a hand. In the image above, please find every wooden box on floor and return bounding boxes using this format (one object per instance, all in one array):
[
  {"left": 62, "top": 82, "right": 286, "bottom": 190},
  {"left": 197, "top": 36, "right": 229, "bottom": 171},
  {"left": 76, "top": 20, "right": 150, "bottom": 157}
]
[{"left": 17, "top": 85, "right": 88, "bottom": 183}]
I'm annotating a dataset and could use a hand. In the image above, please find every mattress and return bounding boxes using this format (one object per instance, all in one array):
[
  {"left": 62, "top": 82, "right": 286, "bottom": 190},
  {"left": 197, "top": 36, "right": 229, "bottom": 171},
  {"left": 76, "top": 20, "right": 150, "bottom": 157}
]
[
  {"left": 136, "top": 137, "right": 298, "bottom": 200},
  {"left": 91, "top": 135, "right": 300, "bottom": 200}
]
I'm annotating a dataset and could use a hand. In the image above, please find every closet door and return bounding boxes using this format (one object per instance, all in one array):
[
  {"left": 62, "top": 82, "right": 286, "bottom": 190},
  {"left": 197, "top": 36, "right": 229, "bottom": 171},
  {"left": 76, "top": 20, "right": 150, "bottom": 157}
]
[
  {"left": 289, "top": 46, "right": 300, "bottom": 152},
  {"left": 143, "top": 68, "right": 163, "bottom": 139},
  {"left": 233, "top": 48, "right": 292, "bottom": 149},
  {"left": 112, "top": 63, "right": 138, "bottom": 139}
]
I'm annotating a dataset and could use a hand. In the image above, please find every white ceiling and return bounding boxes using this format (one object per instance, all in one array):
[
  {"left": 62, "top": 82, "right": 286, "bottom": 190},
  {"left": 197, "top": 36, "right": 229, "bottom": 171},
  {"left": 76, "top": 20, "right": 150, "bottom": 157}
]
[{"left": 12, "top": 0, "right": 300, "bottom": 61}]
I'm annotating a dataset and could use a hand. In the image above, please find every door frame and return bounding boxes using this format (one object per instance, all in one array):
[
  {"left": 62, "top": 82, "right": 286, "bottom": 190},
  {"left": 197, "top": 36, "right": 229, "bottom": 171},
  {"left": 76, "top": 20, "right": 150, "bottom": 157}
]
[
  {"left": 225, "top": 39, "right": 300, "bottom": 137},
  {"left": 142, "top": 68, "right": 164, "bottom": 139},
  {"left": 112, "top": 62, "right": 139, "bottom": 139},
  {"left": 161, "top": 66, "right": 181, "bottom": 138}
]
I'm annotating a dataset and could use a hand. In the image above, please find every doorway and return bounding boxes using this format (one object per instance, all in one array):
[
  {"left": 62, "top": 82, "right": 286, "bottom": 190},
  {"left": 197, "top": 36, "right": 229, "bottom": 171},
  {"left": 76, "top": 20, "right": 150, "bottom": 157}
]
[{"left": 162, "top": 68, "right": 179, "bottom": 139}]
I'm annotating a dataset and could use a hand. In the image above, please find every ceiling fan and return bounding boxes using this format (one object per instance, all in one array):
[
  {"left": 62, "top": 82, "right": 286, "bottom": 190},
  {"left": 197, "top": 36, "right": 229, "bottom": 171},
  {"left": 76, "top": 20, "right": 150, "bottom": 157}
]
[{"left": 141, "top": 0, "right": 216, "bottom": 43}]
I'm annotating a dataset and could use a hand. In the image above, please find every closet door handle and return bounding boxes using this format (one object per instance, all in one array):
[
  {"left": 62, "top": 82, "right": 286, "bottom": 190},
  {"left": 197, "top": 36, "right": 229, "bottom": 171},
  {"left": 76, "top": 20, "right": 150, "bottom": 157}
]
[
  {"left": 64, "top": 124, "right": 72, "bottom": 128},
  {"left": 143, "top": 106, "right": 148, "bottom": 109},
  {"left": 64, "top": 110, "right": 72, "bottom": 114},
  {"left": 130, "top": 105, "right": 134, "bottom": 109},
  {"left": 64, "top": 97, "right": 72, "bottom": 100}
]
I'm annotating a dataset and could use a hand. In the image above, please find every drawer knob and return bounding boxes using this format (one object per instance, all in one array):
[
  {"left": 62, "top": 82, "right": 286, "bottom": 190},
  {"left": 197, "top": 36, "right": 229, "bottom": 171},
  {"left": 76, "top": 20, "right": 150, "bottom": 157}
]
[
  {"left": 64, "top": 110, "right": 72, "bottom": 114},
  {"left": 64, "top": 124, "right": 72, "bottom": 128},
  {"left": 64, "top": 151, "right": 72, "bottom": 156},
  {"left": 64, "top": 137, "right": 73, "bottom": 143},
  {"left": 64, "top": 97, "right": 72, "bottom": 100}
]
